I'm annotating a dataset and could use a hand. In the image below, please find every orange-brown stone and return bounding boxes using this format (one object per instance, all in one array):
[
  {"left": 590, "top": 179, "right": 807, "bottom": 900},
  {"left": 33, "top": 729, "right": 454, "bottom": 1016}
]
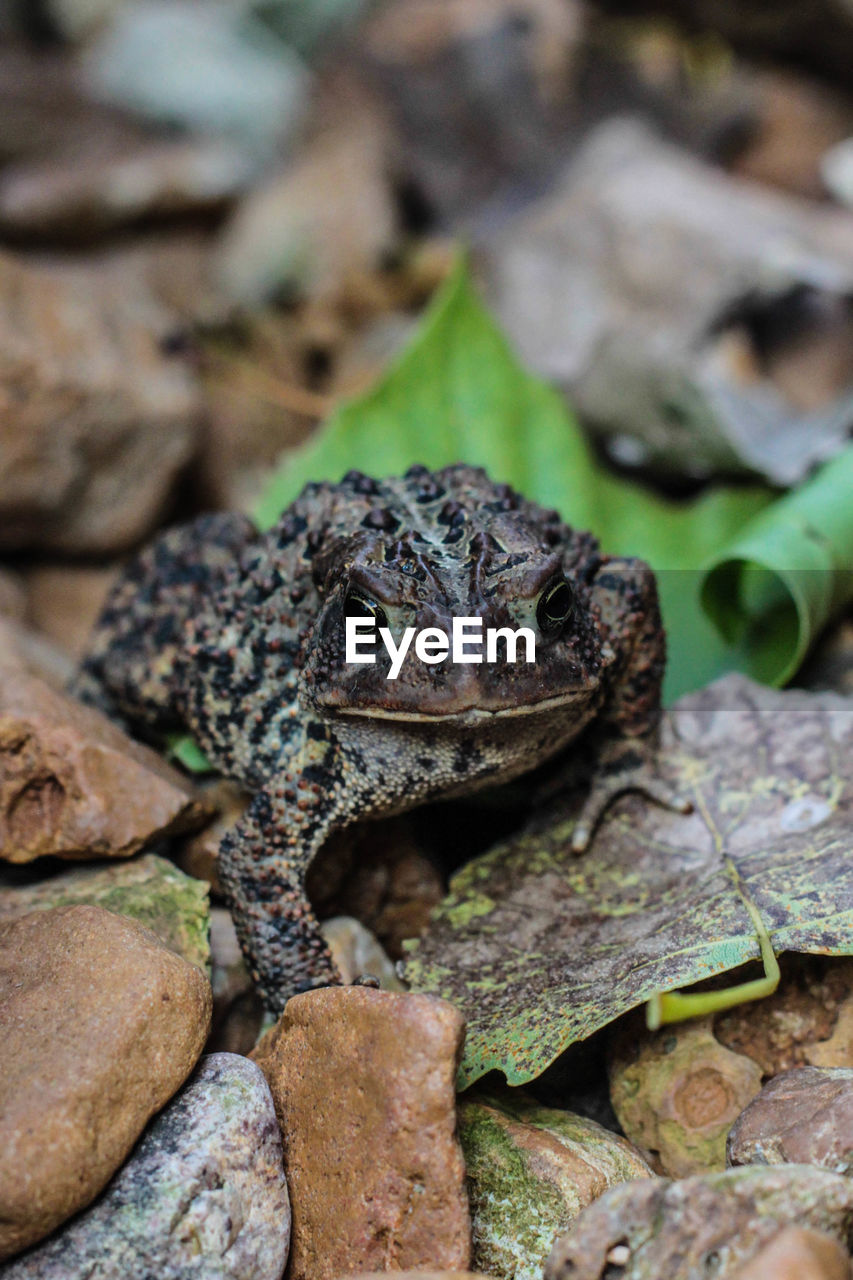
[
  {"left": 0, "top": 667, "right": 208, "bottom": 862},
  {"left": 0, "top": 904, "right": 212, "bottom": 1261},
  {"left": 252, "top": 985, "right": 470, "bottom": 1279}
]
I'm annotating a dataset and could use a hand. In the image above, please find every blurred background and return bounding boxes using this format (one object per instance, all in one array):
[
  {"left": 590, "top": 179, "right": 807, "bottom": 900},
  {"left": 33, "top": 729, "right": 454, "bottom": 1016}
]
[{"left": 2, "top": 0, "right": 853, "bottom": 686}]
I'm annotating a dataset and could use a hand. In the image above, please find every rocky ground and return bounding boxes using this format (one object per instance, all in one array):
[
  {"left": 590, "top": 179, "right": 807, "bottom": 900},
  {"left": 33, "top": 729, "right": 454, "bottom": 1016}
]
[{"left": 2, "top": 1, "right": 853, "bottom": 1278}]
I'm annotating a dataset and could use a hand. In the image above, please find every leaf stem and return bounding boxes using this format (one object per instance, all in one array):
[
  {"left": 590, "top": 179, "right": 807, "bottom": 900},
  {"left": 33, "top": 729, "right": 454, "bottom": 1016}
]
[{"left": 646, "top": 884, "right": 780, "bottom": 1030}]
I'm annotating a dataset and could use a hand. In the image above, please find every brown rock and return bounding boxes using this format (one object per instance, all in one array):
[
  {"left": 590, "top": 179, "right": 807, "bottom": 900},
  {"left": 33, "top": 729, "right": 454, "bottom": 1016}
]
[
  {"left": 336, "top": 1274, "right": 490, "bottom": 1279},
  {"left": 0, "top": 903, "right": 212, "bottom": 1260},
  {"left": 609, "top": 1013, "right": 762, "bottom": 1176},
  {"left": 728, "top": 1067, "right": 853, "bottom": 1173},
  {"left": 0, "top": 249, "right": 200, "bottom": 555},
  {"left": 0, "top": 667, "right": 208, "bottom": 863},
  {"left": 732, "top": 1227, "right": 851, "bottom": 1280},
  {"left": 24, "top": 566, "right": 118, "bottom": 663},
  {"left": 174, "top": 778, "right": 250, "bottom": 895},
  {"left": 309, "top": 815, "right": 445, "bottom": 960},
  {"left": 252, "top": 985, "right": 470, "bottom": 1279}
]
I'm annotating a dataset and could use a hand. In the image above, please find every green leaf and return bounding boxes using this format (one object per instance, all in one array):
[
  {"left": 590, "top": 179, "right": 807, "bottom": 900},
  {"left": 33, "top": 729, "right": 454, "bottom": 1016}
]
[
  {"left": 165, "top": 732, "right": 213, "bottom": 774},
  {"left": 403, "top": 675, "right": 853, "bottom": 1089},
  {"left": 701, "top": 446, "right": 853, "bottom": 685},
  {"left": 253, "top": 259, "right": 772, "bottom": 701}
]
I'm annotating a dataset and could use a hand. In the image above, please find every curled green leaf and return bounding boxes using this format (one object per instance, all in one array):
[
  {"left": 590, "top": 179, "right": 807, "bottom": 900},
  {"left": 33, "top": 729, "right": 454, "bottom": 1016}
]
[{"left": 702, "top": 447, "right": 853, "bottom": 684}]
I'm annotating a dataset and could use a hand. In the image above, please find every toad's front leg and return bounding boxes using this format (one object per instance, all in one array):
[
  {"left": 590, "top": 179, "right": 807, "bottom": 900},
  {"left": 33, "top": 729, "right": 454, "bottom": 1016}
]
[
  {"left": 217, "top": 733, "right": 369, "bottom": 1012},
  {"left": 219, "top": 782, "right": 340, "bottom": 1012},
  {"left": 216, "top": 786, "right": 337, "bottom": 1012},
  {"left": 572, "top": 557, "right": 691, "bottom": 851}
]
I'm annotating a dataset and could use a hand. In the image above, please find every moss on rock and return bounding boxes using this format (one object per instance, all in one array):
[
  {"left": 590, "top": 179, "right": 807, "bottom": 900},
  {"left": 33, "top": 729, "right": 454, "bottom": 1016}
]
[
  {"left": 459, "top": 1092, "right": 652, "bottom": 1280},
  {"left": 0, "top": 853, "right": 210, "bottom": 970}
]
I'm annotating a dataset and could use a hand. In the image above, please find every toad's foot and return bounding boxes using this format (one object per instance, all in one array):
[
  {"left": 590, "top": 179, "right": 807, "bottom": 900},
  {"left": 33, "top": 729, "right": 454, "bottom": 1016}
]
[{"left": 571, "top": 737, "right": 692, "bottom": 853}]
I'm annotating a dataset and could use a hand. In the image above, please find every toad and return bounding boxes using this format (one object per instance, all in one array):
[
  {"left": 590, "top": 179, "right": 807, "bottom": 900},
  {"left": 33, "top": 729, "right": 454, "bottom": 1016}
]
[{"left": 74, "top": 464, "right": 687, "bottom": 1010}]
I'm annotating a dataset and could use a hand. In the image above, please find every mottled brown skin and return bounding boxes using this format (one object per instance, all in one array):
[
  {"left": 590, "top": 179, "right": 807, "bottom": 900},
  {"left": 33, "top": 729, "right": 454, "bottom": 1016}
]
[{"left": 73, "top": 464, "right": 686, "bottom": 1012}]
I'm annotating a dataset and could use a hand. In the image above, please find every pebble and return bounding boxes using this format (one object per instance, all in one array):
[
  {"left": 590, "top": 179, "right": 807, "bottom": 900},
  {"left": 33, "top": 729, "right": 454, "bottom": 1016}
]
[
  {"left": 2, "top": 1054, "right": 290, "bottom": 1280},
  {"left": 0, "top": 668, "right": 208, "bottom": 863},
  {"left": 320, "top": 915, "right": 405, "bottom": 989},
  {"left": 252, "top": 985, "right": 470, "bottom": 1279},
  {"left": 459, "top": 1091, "right": 652, "bottom": 1280},
  {"left": 545, "top": 1165, "right": 853, "bottom": 1280},
  {"left": 0, "top": 904, "right": 211, "bottom": 1260},
  {"left": 728, "top": 1066, "right": 853, "bottom": 1173}
]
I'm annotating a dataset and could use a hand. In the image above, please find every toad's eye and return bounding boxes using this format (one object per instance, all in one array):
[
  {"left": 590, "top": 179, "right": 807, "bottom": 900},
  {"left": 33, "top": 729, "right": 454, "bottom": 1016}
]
[
  {"left": 536, "top": 577, "right": 574, "bottom": 636},
  {"left": 343, "top": 590, "right": 388, "bottom": 631}
]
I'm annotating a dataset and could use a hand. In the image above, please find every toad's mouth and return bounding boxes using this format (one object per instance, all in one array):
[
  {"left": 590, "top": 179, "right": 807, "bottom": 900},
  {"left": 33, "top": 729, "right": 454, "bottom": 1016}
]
[{"left": 326, "top": 688, "right": 590, "bottom": 724}]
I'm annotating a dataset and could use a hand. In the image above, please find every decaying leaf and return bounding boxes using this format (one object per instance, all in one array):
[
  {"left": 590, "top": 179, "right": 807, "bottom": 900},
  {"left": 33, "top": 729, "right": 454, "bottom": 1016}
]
[{"left": 404, "top": 675, "right": 853, "bottom": 1088}]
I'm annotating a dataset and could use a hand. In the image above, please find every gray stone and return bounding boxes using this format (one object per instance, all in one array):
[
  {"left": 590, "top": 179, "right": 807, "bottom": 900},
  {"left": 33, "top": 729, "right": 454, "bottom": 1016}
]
[
  {"left": 822, "top": 137, "right": 853, "bottom": 207},
  {"left": 545, "top": 1165, "right": 853, "bottom": 1280},
  {"left": 84, "top": 0, "right": 307, "bottom": 157},
  {"left": 207, "top": 907, "right": 265, "bottom": 1055},
  {"left": 2, "top": 1054, "right": 290, "bottom": 1279},
  {"left": 320, "top": 915, "right": 405, "bottom": 990}
]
